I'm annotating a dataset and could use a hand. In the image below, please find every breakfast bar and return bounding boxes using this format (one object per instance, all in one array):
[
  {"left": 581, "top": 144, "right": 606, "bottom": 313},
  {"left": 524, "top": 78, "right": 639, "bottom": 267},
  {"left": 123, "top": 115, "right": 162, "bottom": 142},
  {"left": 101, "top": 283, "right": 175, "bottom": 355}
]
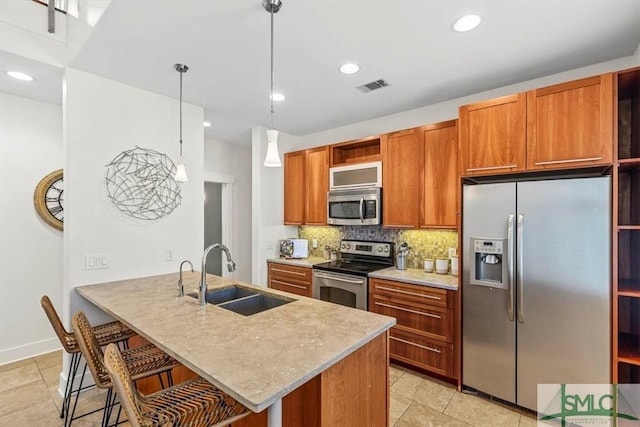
[{"left": 75, "top": 271, "right": 395, "bottom": 426}]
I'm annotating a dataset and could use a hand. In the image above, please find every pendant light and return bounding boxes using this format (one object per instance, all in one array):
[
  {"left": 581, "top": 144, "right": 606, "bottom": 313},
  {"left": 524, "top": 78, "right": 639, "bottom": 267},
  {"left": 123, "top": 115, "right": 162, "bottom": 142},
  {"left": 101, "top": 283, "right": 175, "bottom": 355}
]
[
  {"left": 263, "top": 0, "right": 282, "bottom": 167},
  {"left": 174, "top": 63, "right": 189, "bottom": 182}
]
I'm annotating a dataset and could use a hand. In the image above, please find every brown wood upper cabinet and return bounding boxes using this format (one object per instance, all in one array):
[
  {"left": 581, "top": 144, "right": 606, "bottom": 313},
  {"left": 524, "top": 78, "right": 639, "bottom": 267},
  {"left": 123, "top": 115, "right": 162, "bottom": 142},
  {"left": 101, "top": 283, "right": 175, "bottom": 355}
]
[
  {"left": 527, "top": 74, "right": 613, "bottom": 170},
  {"left": 381, "top": 122, "right": 459, "bottom": 229},
  {"left": 284, "top": 146, "right": 329, "bottom": 225},
  {"left": 421, "top": 120, "right": 458, "bottom": 229},
  {"left": 459, "top": 93, "right": 527, "bottom": 176},
  {"left": 381, "top": 128, "right": 423, "bottom": 228},
  {"left": 459, "top": 73, "right": 614, "bottom": 177}
]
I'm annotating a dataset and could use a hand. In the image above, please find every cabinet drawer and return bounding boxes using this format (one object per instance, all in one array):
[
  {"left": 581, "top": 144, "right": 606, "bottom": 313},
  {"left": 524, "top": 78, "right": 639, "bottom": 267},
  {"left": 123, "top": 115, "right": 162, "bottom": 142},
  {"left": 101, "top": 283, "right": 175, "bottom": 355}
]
[
  {"left": 390, "top": 329, "right": 453, "bottom": 377},
  {"left": 370, "top": 295, "right": 453, "bottom": 342},
  {"left": 268, "top": 263, "right": 312, "bottom": 297},
  {"left": 369, "top": 278, "right": 449, "bottom": 308},
  {"left": 270, "top": 279, "right": 311, "bottom": 297},
  {"left": 268, "top": 263, "right": 312, "bottom": 282}
]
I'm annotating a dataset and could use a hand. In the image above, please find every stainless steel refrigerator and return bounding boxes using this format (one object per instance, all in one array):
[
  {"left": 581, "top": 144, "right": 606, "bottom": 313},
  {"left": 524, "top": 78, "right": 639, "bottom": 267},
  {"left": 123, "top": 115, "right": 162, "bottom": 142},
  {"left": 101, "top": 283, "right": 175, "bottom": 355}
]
[{"left": 462, "top": 176, "right": 611, "bottom": 411}]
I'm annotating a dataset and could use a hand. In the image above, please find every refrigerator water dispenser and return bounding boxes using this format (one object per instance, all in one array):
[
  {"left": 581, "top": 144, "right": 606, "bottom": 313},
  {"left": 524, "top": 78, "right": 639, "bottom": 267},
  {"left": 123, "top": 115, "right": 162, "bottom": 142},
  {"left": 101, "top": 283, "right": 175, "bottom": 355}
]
[{"left": 470, "top": 238, "right": 508, "bottom": 289}]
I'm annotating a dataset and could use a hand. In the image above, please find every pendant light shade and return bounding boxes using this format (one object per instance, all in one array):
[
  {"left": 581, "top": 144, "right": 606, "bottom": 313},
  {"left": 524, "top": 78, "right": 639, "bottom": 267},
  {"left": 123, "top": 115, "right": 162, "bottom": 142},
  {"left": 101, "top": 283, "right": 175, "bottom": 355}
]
[
  {"left": 174, "top": 63, "right": 189, "bottom": 182},
  {"left": 264, "top": 129, "right": 281, "bottom": 167},
  {"left": 263, "top": 0, "right": 283, "bottom": 168}
]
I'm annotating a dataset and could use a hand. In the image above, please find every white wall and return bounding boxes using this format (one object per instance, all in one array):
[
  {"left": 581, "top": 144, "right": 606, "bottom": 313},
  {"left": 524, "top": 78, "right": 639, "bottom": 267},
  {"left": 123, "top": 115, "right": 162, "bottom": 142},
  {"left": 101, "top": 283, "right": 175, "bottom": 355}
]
[
  {"left": 0, "top": 0, "right": 66, "bottom": 67},
  {"left": 251, "top": 127, "right": 300, "bottom": 286},
  {"left": 63, "top": 68, "right": 204, "bottom": 328},
  {"left": 204, "top": 138, "right": 252, "bottom": 282},
  {"left": 0, "top": 93, "right": 63, "bottom": 363}
]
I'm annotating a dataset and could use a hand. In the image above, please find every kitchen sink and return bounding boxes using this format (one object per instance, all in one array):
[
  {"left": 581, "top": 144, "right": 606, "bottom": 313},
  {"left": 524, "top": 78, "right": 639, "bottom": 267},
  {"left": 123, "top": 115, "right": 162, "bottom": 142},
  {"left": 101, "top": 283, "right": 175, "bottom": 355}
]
[
  {"left": 218, "top": 293, "right": 293, "bottom": 316},
  {"left": 187, "top": 285, "right": 293, "bottom": 315}
]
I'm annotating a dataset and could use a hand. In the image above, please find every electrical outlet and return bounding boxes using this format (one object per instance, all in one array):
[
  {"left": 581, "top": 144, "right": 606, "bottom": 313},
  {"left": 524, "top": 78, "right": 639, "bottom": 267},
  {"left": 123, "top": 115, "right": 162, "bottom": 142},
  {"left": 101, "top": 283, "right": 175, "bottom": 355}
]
[
  {"left": 312, "top": 239, "right": 318, "bottom": 249},
  {"left": 265, "top": 240, "right": 275, "bottom": 251},
  {"left": 165, "top": 248, "right": 174, "bottom": 262},
  {"left": 448, "top": 247, "right": 457, "bottom": 258}
]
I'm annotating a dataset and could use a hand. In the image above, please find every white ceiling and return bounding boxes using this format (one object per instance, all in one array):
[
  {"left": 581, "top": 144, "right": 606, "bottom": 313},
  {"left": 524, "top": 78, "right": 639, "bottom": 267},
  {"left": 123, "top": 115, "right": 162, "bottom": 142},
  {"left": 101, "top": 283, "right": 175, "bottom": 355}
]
[{"left": 4, "top": 1, "right": 640, "bottom": 146}]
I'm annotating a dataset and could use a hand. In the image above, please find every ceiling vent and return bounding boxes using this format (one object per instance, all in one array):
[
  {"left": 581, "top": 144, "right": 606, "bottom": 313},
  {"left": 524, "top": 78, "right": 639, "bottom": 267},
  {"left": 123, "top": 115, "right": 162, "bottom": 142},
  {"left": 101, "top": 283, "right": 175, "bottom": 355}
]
[{"left": 356, "top": 79, "right": 390, "bottom": 93}]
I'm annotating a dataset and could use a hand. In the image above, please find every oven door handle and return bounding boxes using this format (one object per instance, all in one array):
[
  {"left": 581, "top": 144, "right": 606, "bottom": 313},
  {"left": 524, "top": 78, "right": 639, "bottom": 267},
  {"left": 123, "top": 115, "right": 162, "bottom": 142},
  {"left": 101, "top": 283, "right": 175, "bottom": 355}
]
[
  {"left": 359, "top": 198, "right": 364, "bottom": 223},
  {"left": 313, "top": 272, "right": 364, "bottom": 284}
]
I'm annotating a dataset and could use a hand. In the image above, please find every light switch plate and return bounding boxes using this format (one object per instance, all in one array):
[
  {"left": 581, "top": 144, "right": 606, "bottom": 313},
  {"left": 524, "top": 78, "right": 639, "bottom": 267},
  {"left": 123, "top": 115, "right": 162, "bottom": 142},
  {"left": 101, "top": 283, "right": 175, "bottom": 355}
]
[
  {"left": 165, "top": 248, "right": 174, "bottom": 262},
  {"left": 312, "top": 239, "right": 318, "bottom": 249},
  {"left": 265, "top": 240, "right": 275, "bottom": 251},
  {"left": 85, "top": 253, "right": 110, "bottom": 270},
  {"left": 448, "top": 247, "right": 457, "bottom": 258}
]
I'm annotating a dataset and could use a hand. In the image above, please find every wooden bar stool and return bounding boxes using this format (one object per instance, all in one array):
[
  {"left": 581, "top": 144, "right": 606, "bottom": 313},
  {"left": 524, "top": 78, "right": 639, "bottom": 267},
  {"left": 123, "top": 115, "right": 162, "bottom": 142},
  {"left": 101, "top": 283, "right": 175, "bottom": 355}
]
[
  {"left": 104, "top": 343, "right": 250, "bottom": 427},
  {"left": 71, "top": 311, "right": 181, "bottom": 427},
  {"left": 40, "top": 295, "right": 137, "bottom": 424}
]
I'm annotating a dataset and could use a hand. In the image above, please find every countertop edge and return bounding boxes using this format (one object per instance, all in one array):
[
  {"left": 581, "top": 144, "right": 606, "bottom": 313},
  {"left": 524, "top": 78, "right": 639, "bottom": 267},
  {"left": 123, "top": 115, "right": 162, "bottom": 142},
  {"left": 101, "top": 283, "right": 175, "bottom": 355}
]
[{"left": 368, "top": 268, "right": 459, "bottom": 291}]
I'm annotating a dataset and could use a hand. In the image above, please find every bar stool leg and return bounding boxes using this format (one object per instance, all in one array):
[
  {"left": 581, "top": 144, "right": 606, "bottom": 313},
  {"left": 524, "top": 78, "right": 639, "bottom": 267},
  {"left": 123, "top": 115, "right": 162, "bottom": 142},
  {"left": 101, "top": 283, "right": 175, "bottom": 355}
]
[
  {"left": 65, "top": 363, "right": 87, "bottom": 427},
  {"left": 60, "top": 353, "right": 80, "bottom": 418}
]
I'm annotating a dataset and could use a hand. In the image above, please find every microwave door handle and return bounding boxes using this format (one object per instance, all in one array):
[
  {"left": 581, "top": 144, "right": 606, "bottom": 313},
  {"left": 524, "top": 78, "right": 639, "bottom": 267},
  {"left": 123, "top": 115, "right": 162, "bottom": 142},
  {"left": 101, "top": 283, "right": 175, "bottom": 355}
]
[{"left": 359, "top": 198, "right": 364, "bottom": 223}]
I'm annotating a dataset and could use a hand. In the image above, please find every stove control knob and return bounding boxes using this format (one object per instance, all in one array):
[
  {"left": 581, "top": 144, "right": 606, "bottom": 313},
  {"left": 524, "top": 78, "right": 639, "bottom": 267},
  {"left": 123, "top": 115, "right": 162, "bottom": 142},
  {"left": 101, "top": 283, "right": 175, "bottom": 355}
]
[
  {"left": 346, "top": 244, "right": 351, "bottom": 249},
  {"left": 341, "top": 243, "right": 346, "bottom": 250},
  {"left": 384, "top": 247, "right": 390, "bottom": 253},
  {"left": 378, "top": 247, "right": 383, "bottom": 253}
]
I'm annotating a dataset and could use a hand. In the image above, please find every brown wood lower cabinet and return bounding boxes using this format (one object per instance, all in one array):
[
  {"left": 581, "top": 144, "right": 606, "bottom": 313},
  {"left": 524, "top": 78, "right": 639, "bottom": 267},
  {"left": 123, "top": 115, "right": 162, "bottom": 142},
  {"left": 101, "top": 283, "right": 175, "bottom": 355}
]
[
  {"left": 369, "top": 277, "right": 458, "bottom": 380},
  {"left": 267, "top": 262, "right": 313, "bottom": 298}
]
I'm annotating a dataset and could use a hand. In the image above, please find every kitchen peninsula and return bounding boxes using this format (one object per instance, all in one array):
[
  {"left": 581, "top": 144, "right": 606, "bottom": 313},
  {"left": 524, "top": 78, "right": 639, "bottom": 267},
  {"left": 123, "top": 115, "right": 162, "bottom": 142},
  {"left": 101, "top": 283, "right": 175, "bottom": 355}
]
[{"left": 75, "top": 271, "right": 395, "bottom": 426}]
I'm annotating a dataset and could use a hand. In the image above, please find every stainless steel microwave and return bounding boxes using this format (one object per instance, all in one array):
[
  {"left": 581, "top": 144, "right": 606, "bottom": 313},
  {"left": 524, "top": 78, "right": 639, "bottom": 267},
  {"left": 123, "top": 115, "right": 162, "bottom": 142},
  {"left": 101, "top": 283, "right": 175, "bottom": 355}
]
[{"left": 327, "top": 188, "right": 381, "bottom": 225}]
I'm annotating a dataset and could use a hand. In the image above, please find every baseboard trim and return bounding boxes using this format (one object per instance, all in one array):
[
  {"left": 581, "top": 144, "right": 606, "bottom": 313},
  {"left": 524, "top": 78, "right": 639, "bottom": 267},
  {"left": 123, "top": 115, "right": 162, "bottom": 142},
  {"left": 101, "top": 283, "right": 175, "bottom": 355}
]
[{"left": 0, "top": 338, "right": 61, "bottom": 365}]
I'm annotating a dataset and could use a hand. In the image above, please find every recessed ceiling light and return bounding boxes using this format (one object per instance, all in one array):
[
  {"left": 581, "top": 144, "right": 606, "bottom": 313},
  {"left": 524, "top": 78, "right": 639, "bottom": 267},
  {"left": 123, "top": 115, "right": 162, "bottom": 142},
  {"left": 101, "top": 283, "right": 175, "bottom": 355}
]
[
  {"left": 203, "top": 121, "right": 212, "bottom": 127},
  {"left": 452, "top": 14, "right": 482, "bottom": 32},
  {"left": 339, "top": 63, "right": 360, "bottom": 75},
  {"left": 270, "top": 93, "right": 285, "bottom": 101},
  {"left": 6, "top": 71, "right": 34, "bottom": 81}
]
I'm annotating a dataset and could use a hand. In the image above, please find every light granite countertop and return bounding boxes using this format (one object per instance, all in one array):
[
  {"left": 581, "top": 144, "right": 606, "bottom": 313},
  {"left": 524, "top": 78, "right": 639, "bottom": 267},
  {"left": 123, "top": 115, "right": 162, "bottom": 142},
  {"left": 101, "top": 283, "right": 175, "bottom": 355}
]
[
  {"left": 369, "top": 267, "right": 459, "bottom": 290},
  {"left": 75, "top": 272, "right": 395, "bottom": 412},
  {"left": 267, "top": 256, "right": 328, "bottom": 268}
]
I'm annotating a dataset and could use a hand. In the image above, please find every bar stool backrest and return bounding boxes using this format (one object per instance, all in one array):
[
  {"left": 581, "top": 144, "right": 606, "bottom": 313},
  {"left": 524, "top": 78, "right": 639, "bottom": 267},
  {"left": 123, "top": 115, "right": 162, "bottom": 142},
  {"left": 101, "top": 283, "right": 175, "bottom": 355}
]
[
  {"left": 104, "top": 343, "right": 157, "bottom": 427},
  {"left": 41, "top": 295, "right": 77, "bottom": 353},
  {"left": 72, "top": 311, "right": 112, "bottom": 389}
]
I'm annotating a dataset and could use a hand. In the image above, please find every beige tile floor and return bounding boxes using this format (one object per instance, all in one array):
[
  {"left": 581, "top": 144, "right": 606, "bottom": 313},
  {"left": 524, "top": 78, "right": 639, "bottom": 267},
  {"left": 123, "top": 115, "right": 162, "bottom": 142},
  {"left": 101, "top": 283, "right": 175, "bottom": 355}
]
[{"left": 0, "top": 350, "right": 537, "bottom": 426}]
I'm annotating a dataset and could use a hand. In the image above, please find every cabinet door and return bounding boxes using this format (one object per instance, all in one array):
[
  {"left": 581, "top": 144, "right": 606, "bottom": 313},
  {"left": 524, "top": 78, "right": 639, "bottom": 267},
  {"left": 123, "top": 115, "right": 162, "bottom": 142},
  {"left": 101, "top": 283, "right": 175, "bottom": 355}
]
[
  {"left": 381, "top": 128, "right": 422, "bottom": 228},
  {"left": 421, "top": 120, "right": 458, "bottom": 229},
  {"left": 527, "top": 74, "right": 613, "bottom": 170},
  {"left": 284, "top": 151, "right": 306, "bottom": 225},
  {"left": 459, "top": 93, "right": 526, "bottom": 176},
  {"left": 305, "top": 146, "right": 329, "bottom": 225}
]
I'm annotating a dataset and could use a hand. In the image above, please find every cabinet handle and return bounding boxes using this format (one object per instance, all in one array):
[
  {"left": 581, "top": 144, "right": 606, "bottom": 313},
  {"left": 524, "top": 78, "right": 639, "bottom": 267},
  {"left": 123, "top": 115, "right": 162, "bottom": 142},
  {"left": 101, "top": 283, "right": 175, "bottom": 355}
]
[
  {"left": 534, "top": 156, "right": 602, "bottom": 166},
  {"left": 271, "top": 279, "right": 307, "bottom": 290},
  {"left": 375, "top": 302, "right": 442, "bottom": 319},
  {"left": 466, "top": 164, "right": 517, "bottom": 172},
  {"left": 390, "top": 336, "right": 441, "bottom": 354},
  {"left": 375, "top": 285, "right": 441, "bottom": 301},
  {"left": 271, "top": 267, "right": 306, "bottom": 276}
]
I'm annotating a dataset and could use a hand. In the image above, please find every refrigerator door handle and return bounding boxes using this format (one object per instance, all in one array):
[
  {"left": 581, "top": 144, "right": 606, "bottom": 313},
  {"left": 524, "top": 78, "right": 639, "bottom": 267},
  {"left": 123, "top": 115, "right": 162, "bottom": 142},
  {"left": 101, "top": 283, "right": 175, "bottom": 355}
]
[
  {"left": 507, "top": 214, "right": 515, "bottom": 321},
  {"left": 517, "top": 214, "right": 525, "bottom": 323}
]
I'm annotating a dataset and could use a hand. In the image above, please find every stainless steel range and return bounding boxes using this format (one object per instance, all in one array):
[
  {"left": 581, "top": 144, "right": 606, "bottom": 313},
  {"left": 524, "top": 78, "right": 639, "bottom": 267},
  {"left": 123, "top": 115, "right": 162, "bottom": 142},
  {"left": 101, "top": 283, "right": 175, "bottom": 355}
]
[{"left": 312, "top": 240, "right": 394, "bottom": 310}]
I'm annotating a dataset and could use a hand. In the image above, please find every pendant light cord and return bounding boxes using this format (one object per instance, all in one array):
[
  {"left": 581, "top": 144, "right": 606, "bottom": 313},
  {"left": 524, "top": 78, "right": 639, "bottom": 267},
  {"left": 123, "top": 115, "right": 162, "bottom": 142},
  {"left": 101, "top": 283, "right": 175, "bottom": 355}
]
[
  {"left": 270, "top": 7, "right": 275, "bottom": 129},
  {"left": 179, "top": 69, "right": 184, "bottom": 157}
]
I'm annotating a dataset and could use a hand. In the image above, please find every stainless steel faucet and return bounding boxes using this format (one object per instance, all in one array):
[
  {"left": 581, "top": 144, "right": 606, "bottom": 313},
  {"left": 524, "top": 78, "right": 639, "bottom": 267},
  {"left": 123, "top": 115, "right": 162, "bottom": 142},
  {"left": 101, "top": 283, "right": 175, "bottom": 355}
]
[
  {"left": 199, "top": 243, "right": 236, "bottom": 306},
  {"left": 178, "top": 260, "right": 193, "bottom": 297}
]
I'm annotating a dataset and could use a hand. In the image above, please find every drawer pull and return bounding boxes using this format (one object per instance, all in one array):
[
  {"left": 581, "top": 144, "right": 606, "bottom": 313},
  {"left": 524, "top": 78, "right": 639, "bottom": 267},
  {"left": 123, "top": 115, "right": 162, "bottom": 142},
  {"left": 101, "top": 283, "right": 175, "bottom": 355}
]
[
  {"left": 271, "top": 279, "right": 307, "bottom": 290},
  {"left": 390, "top": 336, "right": 441, "bottom": 354},
  {"left": 534, "top": 156, "right": 602, "bottom": 166},
  {"left": 466, "top": 164, "right": 517, "bottom": 172},
  {"left": 375, "top": 285, "right": 441, "bottom": 301},
  {"left": 375, "top": 302, "right": 442, "bottom": 319},
  {"left": 271, "top": 267, "right": 307, "bottom": 276}
]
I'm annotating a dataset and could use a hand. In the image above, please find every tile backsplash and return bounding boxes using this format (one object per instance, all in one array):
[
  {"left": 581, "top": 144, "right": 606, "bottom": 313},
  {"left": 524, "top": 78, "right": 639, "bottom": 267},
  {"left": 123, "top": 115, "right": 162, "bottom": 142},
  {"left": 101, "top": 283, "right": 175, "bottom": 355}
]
[{"left": 299, "top": 226, "right": 458, "bottom": 269}]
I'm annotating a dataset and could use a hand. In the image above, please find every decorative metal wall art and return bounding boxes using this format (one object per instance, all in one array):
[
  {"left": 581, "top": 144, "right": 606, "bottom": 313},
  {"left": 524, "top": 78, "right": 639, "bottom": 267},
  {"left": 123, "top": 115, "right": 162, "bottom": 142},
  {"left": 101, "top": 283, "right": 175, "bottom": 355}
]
[{"left": 105, "top": 147, "right": 182, "bottom": 220}]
